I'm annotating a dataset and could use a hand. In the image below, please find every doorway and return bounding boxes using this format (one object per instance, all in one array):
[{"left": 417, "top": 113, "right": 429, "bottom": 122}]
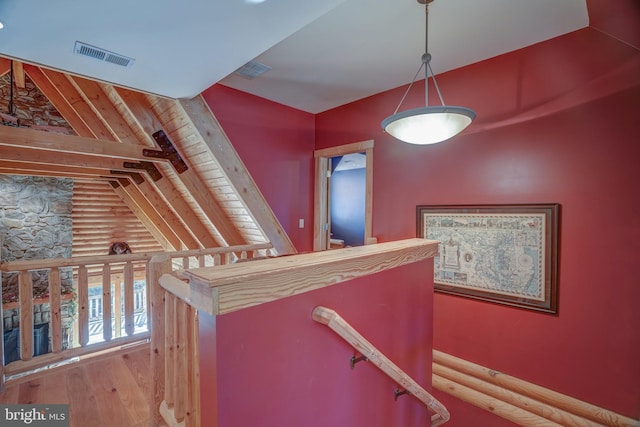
[{"left": 313, "top": 140, "right": 376, "bottom": 251}]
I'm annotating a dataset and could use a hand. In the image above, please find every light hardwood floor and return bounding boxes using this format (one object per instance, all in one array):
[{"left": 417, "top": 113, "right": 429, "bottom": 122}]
[{"left": 0, "top": 343, "right": 165, "bottom": 427}]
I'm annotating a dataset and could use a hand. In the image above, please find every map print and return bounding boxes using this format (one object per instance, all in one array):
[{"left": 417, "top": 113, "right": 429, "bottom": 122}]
[{"left": 423, "top": 213, "right": 546, "bottom": 301}]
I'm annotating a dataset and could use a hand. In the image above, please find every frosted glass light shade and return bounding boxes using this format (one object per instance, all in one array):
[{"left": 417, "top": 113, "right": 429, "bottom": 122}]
[{"left": 382, "top": 106, "right": 476, "bottom": 145}]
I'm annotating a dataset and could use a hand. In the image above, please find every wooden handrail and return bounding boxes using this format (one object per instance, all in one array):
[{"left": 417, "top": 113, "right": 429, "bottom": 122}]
[
  {"left": 433, "top": 351, "right": 640, "bottom": 427},
  {"left": 175, "top": 238, "right": 439, "bottom": 316},
  {"left": 312, "top": 306, "right": 450, "bottom": 426},
  {"left": 0, "top": 243, "right": 274, "bottom": 272},
  {"left": 0, "top": 243, "right": 273, "bottom": 389}
]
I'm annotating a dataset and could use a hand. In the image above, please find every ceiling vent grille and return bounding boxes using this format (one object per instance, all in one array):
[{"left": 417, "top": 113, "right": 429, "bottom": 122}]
[
  {"left": 234, "top": 60, "right": 271, "bottom": 79},
  {"left": 74, "top": 41, "right": 135, "bottom": 68}
]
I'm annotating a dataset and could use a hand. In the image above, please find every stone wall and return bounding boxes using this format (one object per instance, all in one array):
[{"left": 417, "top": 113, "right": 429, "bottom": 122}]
[
  {"left": 0, "top": 73, "right": 75, "bottom": 133},
  {"left": 1, "top": 175, "right": 74, "bottom": 345}
]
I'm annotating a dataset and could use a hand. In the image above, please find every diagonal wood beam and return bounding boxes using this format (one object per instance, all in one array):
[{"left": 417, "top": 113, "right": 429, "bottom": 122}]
[
  {"left": 72, "top": 80, "right": 217, "bottom": 249},
  {"left": 0, "top": 57, "right": 10, "bottom": 77},
  {"left": 12, "top": 61, "right": 25, "bottom": 88},
  {"left": 178, "top": 96, "right": 296, "bottom": 255},
  {"left": 114, "top": 87, "right": 246, "bottom": 247},
  {"left": 24, "top": 65, "right": 96, "bottom": 138},
  {"left": 116, "top": 177, "right": 200, "bottom": 251},
  {"left": 38, "top": 67, "right": 116, "bottom": 141},
  {"left": 109, "top": 179, "right": 178, "bottom": 251},
  {"left": 68, "top": 76, "right": 140, "bottom": 144}
]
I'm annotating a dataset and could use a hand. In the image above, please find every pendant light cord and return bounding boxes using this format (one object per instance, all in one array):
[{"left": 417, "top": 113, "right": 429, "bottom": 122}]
[{"left": 391, "top": 0, "right": 447, "bottom": 115}]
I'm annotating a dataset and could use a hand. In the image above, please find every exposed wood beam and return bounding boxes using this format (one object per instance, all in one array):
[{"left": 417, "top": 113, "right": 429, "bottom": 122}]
[
  {"left": 24, "top": 65, "right": 96, "bottom": 138},
  {"left": 114, "top": 87, "right": 245, "bottom": 247},
  {"left": 68, "top": 76, "right": 139, "bottom": 144},
  {"left": 0, "top": 160, "right": 109, "bottom": 178},
  {"left": 11, "top": 61, "right": 25, "bottom": 88},
  {"left": 0, "top": 58, "right": 10, "bottom": 77},
  {"left": 70, "top": 81, "right": 214, "bottom": 250},
  {"left": 38, "top": 67, "right": 116, "bottom": 141},
  {"left": 70, "top": 77, "right": 210, "bottom": 250},
  {"left": 0, "top": 145, "right": 141, "bottom": 171},
  {"left": 133, "top": 180, "right": 203, "bottom": 250},
  {"left": 0, "top": 124, "right": 168, "bottom": 162},
  {"left": 109, "top": 180, "right": 176, "bottom": 251},
  {"left": 178, "top": 96, "right": 296, "bottom": 255}
]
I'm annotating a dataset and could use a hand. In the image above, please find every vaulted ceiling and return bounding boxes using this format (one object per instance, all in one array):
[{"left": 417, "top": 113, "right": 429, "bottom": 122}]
[{"left": 0, "top": 58, "right": 295, "bottom": 256}]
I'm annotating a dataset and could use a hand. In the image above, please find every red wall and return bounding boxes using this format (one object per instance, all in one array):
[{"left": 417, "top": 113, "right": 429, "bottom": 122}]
[
  {"left": 315, "top": 27, "right": 640, "bottom": 424},
  {"left": 199, "top": 260, "right": 436, "bottom": 427},
  {"left": 202, "top": 85, "right": 316, "bottom": 252}
]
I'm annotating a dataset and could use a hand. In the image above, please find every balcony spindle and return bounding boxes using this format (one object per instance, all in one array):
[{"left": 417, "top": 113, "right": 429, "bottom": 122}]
[
  {"left": 124, "top": 261, "right": 134, "bottom": 336},
  {"left": 18, "top": 270, "right": 34, "bottom": 361},
  {"left": 48, "top": 267, "right": 63, "bottom": 353},
  {"left": 77, "top": 265, "right": 89, "bottom": 347},
  {"left": 102, "top": 263, "right": 112, "bottom": 341}
]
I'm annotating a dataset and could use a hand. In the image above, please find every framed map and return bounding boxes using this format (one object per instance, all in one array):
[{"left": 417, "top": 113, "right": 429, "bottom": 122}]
[{"left": 417, "top": 204, "right": 559, "bottom": 313}]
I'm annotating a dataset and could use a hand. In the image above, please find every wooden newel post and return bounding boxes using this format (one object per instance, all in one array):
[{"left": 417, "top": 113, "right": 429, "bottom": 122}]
[{"left": 149, "top": 254, "right": 172, "bottom": 425}]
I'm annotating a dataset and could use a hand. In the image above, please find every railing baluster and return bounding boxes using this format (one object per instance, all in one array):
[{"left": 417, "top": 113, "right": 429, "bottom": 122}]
[
  {"left": 114, "top": 275, "right": 122, "bottom": 338},
  {"left": 197, "top": 255, "right": 205, "bottom": 267},
  {"left": 49, "top": 267, "right": 62, "bottom": 353},
  {"left": 19, "top": 270, "right": 34, "bottom": 361},
  {"left": 124, "top": 261, "right": 135, "bottom": 336},
  {"left": 165, "top": 293, "right": 176, "bottom": 409},
  {"left": 102, "top": 263, "right": 112, "bottom": 341},
  {"left": 77, "top": 265, "right": 89, "bottom": 347},
  {"left": 175, "top": 300, "right": 187, "bottom": 422}
]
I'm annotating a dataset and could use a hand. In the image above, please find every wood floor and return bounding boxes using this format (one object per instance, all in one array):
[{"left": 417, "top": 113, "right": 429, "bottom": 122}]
[{"left": 0, "top": 343, "right": 165, "bottom": 427}]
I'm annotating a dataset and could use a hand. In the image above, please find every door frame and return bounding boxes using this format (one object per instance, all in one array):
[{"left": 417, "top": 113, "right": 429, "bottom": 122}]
[{"left": 313, "top": 140, "right": 376, "bottom": 251}]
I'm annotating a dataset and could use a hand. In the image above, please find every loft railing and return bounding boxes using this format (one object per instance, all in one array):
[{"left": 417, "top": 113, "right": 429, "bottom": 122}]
[
  {"left": 312, "top": 306, "right": 450, "bottom": 427},
  {"left": 149, "top": 243, "right": 274, "bottom": 427},
  {"left": 0, "top": 243, "right": 273, "bottom": 390}
]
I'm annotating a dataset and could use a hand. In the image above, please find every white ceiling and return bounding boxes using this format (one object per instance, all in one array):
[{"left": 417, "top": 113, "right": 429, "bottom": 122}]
[{"left": 0, "top": 0, "right": 588, "bottom": 114}]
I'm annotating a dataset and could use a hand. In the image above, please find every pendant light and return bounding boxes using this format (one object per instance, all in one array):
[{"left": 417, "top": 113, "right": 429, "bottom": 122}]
[{"left": 381, "top": 0, "right": 475, "bottom": 145}]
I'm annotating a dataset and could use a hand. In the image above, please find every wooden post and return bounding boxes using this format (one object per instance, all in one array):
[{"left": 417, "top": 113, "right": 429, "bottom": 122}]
[
  {"left": 102, "top": 264, "right": 112, "bottom": 341},
  {"left": 77, "top": 265, "right": 89, "bottom": 347},
  {"left": 48, "top": 268, "right": 63, "bottom": 353},
  {"left": 19, "top": 270, "right": 34, "bottom": 361},
  {"left": 149, "top": 254, "right": 171, "bottom": 425},
  {"left": 186, "top": 306, "right": 200, "bottom": 427},
  {"left": 124, "top": 261, "right": 134, "bottom": 336},
  {"left": 165, "top": 293, "right": 176, "bottom": 409},
  {"left": 174, "top": 300, "right": 187, "bottom": 422},
  {"left": 114, "top": 276, "right": 122, "bottom": 338}
]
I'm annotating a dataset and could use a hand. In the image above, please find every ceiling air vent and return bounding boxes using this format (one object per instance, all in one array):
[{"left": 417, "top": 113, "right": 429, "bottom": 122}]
[
  {"left": 74, "top": 41, "right": 135, "bottom": 68},
  {"left": 234, "top": 60, "right": 271, "bottom": 79}
]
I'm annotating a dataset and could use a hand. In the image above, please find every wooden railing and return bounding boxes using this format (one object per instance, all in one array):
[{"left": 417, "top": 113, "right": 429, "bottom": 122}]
[
  {"left": 313, "top": 306, "right": 450, "bottom": 427},
  {"left": 149, "top": 243, "right": 274, "bottom": 427},
  {"left": 152, "top": 238, "right": 441, "bottom": 427},
  {"left": 432, "top": 350, "right": 640, "bottom": 427},
  {"left": 0, "top": 243, "right": 273, "bottom": 390}
]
